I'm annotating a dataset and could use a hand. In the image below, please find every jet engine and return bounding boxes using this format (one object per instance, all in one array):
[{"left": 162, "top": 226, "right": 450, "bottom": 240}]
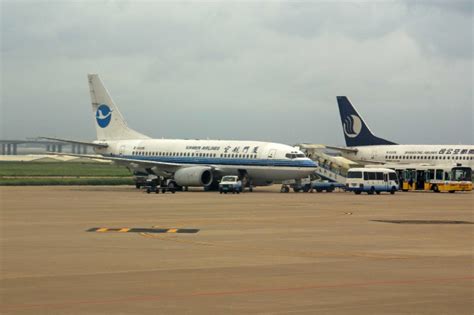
[{"left": 174, "top": 166, "right": 213, "bottom": 187}]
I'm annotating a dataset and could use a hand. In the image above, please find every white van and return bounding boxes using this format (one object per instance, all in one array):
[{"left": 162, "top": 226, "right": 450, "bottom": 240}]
[{"left": 346, "top": 168, "right": 399, "bottom": 195}]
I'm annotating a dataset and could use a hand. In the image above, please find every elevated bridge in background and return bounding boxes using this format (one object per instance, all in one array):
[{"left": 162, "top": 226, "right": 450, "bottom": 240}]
[{"left": 0, "top": 139, "right": 90, "bottom": 155}]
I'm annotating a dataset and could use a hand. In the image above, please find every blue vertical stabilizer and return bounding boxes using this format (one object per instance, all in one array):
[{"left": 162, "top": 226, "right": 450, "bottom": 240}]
[{"left": 336, "top": 96, "right": 396, "bottom": 147}]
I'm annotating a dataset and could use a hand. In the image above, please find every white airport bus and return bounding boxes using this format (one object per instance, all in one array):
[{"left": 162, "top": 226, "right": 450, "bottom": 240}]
[{"left": 346, "top": 168, "right": 399, "bottom": 195}]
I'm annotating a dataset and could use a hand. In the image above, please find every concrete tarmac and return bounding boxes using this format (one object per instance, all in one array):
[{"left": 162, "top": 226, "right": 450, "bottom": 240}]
[{"left": 1, "top": 186, "right": 473, "bottom": 314}]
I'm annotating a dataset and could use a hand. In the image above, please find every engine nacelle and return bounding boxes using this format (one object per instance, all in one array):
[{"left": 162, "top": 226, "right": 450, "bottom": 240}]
[{"left": 174, "top": 166, "right": 213, "bottom": 187}]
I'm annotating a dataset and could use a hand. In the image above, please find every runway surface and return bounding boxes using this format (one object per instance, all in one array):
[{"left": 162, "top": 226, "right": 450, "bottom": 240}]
[{"left": 1, "top": 186, "right": 473, "bottom": 314}]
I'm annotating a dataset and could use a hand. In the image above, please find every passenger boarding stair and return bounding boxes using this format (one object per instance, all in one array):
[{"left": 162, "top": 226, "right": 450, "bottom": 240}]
[{"left": 297, "top": 144, "right": 361, "bottom": 184}]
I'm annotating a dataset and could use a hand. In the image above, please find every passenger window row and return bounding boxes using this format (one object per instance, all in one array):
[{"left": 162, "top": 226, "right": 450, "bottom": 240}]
[
  {"left": 132, "top": 151, "right": 217, "bottom": 157},
  {"left": 385, "top": 155, "right": 473, "bottom": 160},
  {"left": 221, "top": 154, "right": 257, "bottom": 159},
  {"left": 131, "top": 151, "right": 257, "bottom": 159}
]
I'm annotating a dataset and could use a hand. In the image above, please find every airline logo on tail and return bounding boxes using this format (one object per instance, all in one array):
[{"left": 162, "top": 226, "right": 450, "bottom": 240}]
[
  {"left": 337, "top": 96, "right": 396, "bottom": 147},
  {"left": 343, "top": 115, "right": 362, "bottom": 138},
  {"left": 96, "top": 104, "right": 112, "bottom": 128}
]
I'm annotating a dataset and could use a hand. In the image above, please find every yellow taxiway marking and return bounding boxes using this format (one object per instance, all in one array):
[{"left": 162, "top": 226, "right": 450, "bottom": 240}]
[{"left": 87, "top": 227, "right": 199, "bottom": 234}]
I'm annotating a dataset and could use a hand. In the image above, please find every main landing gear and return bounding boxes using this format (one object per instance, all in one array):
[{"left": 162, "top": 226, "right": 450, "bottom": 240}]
[
  {"left": 145, "top": 178, "right": 177, "bottom": 194},
  {"left": 280, "top": 185, "right": 290, "bottom": 193}
]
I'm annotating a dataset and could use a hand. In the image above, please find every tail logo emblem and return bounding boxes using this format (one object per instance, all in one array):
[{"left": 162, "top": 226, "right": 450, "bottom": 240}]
[
  {"left": 343, "top": 115, "right": 362, "bottom": 138},
  {"left": 96, "top": 104, "right": 112, "bottom": 128}
]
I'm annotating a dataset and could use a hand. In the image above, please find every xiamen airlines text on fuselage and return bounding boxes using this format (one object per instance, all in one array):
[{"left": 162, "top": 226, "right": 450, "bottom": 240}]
[{"left": 347, "top": 145, "right": 474, "bottom": 167}]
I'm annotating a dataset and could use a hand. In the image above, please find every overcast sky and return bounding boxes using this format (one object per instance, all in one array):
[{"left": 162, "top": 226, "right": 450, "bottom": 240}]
[{"left": 1, "top": 0, "right": 472, "bottom": 146}]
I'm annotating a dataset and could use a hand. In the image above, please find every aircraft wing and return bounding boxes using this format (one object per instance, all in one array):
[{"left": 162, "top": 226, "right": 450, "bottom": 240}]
[
  {"left": 295, "top": 143, "right": 327, "bottom": 150},
  {"left": 358, "top": 160, "right": 386, "bottom": 165},
  {"left": 325, "top": 145, "right": 359, "bottom": 153},
  {"left": 47, "top": 152, "right": 183, "bottom": 173},
  {"left": 40, "top": 137, "right": 108, "bottom": 148}
]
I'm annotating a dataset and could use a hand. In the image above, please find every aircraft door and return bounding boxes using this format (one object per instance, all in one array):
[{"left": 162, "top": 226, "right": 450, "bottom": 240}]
[
  {"left": 370, "top": 149, "right": 377, "bottom": 161},
  {"left": 267, "top": 149, "right": 276, "bottom": 166}
]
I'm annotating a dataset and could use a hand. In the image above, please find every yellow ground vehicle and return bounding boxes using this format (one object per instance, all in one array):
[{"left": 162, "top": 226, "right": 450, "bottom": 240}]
[{"left": 400, "top": 166, "right": 472, "bottom": 193}]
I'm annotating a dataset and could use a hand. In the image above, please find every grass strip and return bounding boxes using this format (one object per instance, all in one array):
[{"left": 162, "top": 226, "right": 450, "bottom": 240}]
[
  {"left": 0, "top": 162, "right": 131, "bottom": 177},
  {"left": 0, "top": 177, "right": 134, "bottom": 186}
]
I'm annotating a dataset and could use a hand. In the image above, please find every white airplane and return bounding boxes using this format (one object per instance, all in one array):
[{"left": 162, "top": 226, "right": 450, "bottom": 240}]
[
  {"left": 331, "top": 96, "right": 474, "bottom": 168},
  {"left": 45, "top": 74, "right": 317, "bottom": 190}
]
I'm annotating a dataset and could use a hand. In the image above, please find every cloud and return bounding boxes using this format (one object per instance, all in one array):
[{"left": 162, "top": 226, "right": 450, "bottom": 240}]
[
  {"left": 1, "top": 1, "right": 472, "bottom": 145},
  {"left": 401, "top": 1, "right": 473, "bottom": 59}
]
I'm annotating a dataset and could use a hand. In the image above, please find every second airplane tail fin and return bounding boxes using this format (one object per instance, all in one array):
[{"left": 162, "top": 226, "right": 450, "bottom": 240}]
[
  {"left": 336, "top": 96, "right": 396, "bottom": 147},
  {"left": 88, "top": 74, "right": 149, "bottom": 141}
]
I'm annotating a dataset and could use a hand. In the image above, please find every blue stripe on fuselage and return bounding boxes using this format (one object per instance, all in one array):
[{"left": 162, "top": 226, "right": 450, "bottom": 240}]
[{"left": 114, "top": 155, "right": 317, "bottom": 168}]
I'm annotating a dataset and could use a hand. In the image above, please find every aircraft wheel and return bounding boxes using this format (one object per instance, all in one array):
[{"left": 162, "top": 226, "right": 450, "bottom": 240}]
[{"left": 167, "top": 181, "right": 177, "bottom": 194}]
